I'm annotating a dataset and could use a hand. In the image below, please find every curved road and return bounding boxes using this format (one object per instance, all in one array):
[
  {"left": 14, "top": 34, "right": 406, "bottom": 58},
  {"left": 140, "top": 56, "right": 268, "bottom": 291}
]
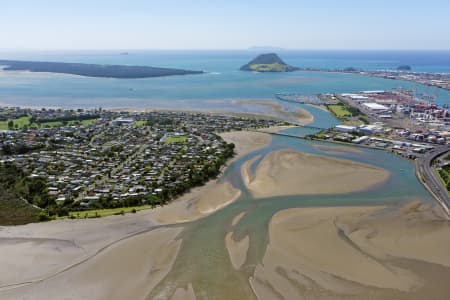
[{"left": 416, "top": 145, "right": 450, "bottom": 218}]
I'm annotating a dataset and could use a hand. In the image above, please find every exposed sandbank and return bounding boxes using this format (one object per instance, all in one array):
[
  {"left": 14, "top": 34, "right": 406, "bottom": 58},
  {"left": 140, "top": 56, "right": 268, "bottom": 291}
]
[
  {"left": 231, "top": 211, "right": 247, "bottom": 227},
  {"left": 0, "top": 212, "right": 156, "bottom": 287},
  {"left": 244, "top": 149, "right": 389, "bottom": 198},
  {"left": 1, "top": 227, "right": 182, "bottom": 300},
  {"left": 251, "top": 203, "right": 450, "bottom": 300},
  {"left": 234, "top": 100, "right": 314, "bottom": 125},
  {"left": 219, "top": 131, "right": 272, "bottom": 156},
  {"left": 225, "top": 232, "right": 250, "bottom": 270},
  {"left": 149, "top": 181, "right": 241, "bottom": 224}
]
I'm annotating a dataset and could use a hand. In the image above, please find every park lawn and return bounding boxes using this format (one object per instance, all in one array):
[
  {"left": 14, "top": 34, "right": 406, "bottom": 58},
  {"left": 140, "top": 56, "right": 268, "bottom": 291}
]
[
  {"left": 135, "top": 120, "right": 147, "bottom": 126},
  {"left": 68, "top": 205, "right": 153, "bottom": 219},
  {"left": 327, "top": 105, "right": 353, "bottom": 118},
  {"left": 0, "top": 116, "right": 31, "bottom": 130},
  {"left": 164, "top": 136, "right": 188, "bottom": 144}
]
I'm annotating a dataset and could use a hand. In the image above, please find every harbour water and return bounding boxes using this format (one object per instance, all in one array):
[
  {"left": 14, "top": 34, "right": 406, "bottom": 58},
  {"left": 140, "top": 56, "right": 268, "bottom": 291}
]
[{"left": 0, "top": 50, "right": 449, "bottom": 109}]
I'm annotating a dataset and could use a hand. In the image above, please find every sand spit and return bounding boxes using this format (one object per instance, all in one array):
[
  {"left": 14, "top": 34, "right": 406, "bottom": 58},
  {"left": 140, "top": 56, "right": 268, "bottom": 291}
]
[
  {"left": 241, "top": 155, "right": 261, "bottom": 187},
  {"left": 1, "top": 227, "right": 182, "bottom": 300},
  {"left": 225, "top": 232, "right": 250, "bottom": 270},
  {"left": 251, "top": 204, "right": 450, "bottom": 300},
  {"left": 219, "top": 131, "right": 272, "bottom": 156},
  {"left": 231, "top": 211, "right": 247, "bottom": 227},
  {"left": 150, "top": 181, "right": 241, "bottom": 224},
  {"left": 245, "top": 149, "right": 389, "bottom": 198},
  {"left": 234, "top": 100, "right": 314, "bottom": 125}
]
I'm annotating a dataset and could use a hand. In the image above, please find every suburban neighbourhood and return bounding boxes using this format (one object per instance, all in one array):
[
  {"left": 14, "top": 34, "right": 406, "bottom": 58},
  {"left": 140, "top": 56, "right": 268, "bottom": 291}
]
[{"left": 0, "top": 107, "right": 285, "bottom": 219}]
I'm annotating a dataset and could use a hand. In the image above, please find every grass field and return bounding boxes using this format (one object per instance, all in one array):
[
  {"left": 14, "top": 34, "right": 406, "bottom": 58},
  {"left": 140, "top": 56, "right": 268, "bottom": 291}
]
[
  {"left": 327, "top": 105, "right": 353, "bottom": 118},
  {"left": 436, "top": 168, "right": 450, "bottom": 193},
  {"left": 0, "top": 116, "right": 31, "bottom": 130},
  {"left": 164, "top": 136, "right": 188, "bottom": 144},
  {"left": 0, "top": 116, "right": 98, "bottom": 130},
  {"left": 68, "top": 205, "right": 153, "bottom": 219},
  {"left": 134, "top": 120, "right": 147, "bottom": 127}
]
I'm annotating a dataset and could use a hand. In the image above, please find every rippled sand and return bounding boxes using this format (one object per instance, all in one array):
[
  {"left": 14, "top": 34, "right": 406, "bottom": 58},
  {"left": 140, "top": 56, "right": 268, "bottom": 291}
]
[{"left": 251, "top": 203, "right": 450, "bottom": 300}]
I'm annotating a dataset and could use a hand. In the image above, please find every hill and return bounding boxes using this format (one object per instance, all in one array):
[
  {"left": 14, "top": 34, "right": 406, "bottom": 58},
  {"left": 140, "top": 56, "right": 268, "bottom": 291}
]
[
  {"left": 0, "top": 163, "right": 49, "bottom": 225},
  {"left": 240, "top": 53, "right": 299, "bottom": 72},
  {"left": 0, "top": 60, "right": 204, "bottom": 79}
]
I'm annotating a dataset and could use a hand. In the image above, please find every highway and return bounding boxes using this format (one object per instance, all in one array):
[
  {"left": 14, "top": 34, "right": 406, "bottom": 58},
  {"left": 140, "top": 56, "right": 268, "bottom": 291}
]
[{"left": 416, "top": 144, "right": 450, "bottom": 218}]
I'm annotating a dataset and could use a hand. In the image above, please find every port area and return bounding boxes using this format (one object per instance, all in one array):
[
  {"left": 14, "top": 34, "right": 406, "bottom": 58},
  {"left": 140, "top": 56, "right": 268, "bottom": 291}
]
[{"left": 280, "top": 89, "right": 450, "bottom": 211}]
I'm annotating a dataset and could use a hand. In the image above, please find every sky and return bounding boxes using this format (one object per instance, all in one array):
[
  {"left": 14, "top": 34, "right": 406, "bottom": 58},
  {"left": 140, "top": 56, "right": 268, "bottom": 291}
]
[{"left": 2, "top": 0, "right": 450, "bottom": 50}]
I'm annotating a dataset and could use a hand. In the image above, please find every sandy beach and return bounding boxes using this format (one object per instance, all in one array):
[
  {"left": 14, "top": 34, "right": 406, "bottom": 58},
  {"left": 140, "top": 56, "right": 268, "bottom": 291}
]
[
  {"left": 244, "top": 149, "right": 390, "bottom": 198},
  {"left": 251, "top": 202, "right": 450, "bottom": 300}
]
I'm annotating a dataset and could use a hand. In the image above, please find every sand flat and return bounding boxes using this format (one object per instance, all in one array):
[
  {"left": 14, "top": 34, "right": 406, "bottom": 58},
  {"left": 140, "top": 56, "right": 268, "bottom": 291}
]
[
  {"left": 225, "top": 232, "right": 250, "bottom": 270},
  {"left": 151, "top": 181, "right": 241, "bottom": 224},
  {"left": 219, "top": 131, "right": 272, "bottom": 156},
  {"left": 0, "top": 227, "right": 182, "bottom": 300},
  {"left": 346, "top": 201, "right": 450, "bottom": 267},
  {"left": 246, "top": 149, "right": 389, "bottom": 198},
  {"left": 234, "top": 100, "right": 314, "bottom": 125},
  {"left": 0, "top": 212, "right": 156, "bottom": 286},
  {"left": 251, "top": 204, "right": 450, "bottom": 300}
]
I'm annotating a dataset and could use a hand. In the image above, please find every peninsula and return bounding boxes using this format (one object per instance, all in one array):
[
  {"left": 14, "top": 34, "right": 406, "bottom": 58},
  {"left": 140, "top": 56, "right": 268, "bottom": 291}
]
[
  {"left": 0, "top": 59, "right": 204, "bottom": 79},
  {"left": 240, "top": 53, "right": 299, "bottom": 72}
]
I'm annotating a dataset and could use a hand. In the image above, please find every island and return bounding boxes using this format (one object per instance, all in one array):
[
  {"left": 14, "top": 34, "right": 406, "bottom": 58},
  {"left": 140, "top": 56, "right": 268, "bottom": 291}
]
[
  {"left": 0, "top": 59, "right": 204, "bottom": 79},
  {"left": 240, "top": 53, "right": 299, "bottom": 72}
]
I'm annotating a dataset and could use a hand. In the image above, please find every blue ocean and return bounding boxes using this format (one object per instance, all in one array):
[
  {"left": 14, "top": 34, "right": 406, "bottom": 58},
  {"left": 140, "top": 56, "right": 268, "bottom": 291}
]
[{"left": 0, "top": 50, "right": 449, "bottom": 108}]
